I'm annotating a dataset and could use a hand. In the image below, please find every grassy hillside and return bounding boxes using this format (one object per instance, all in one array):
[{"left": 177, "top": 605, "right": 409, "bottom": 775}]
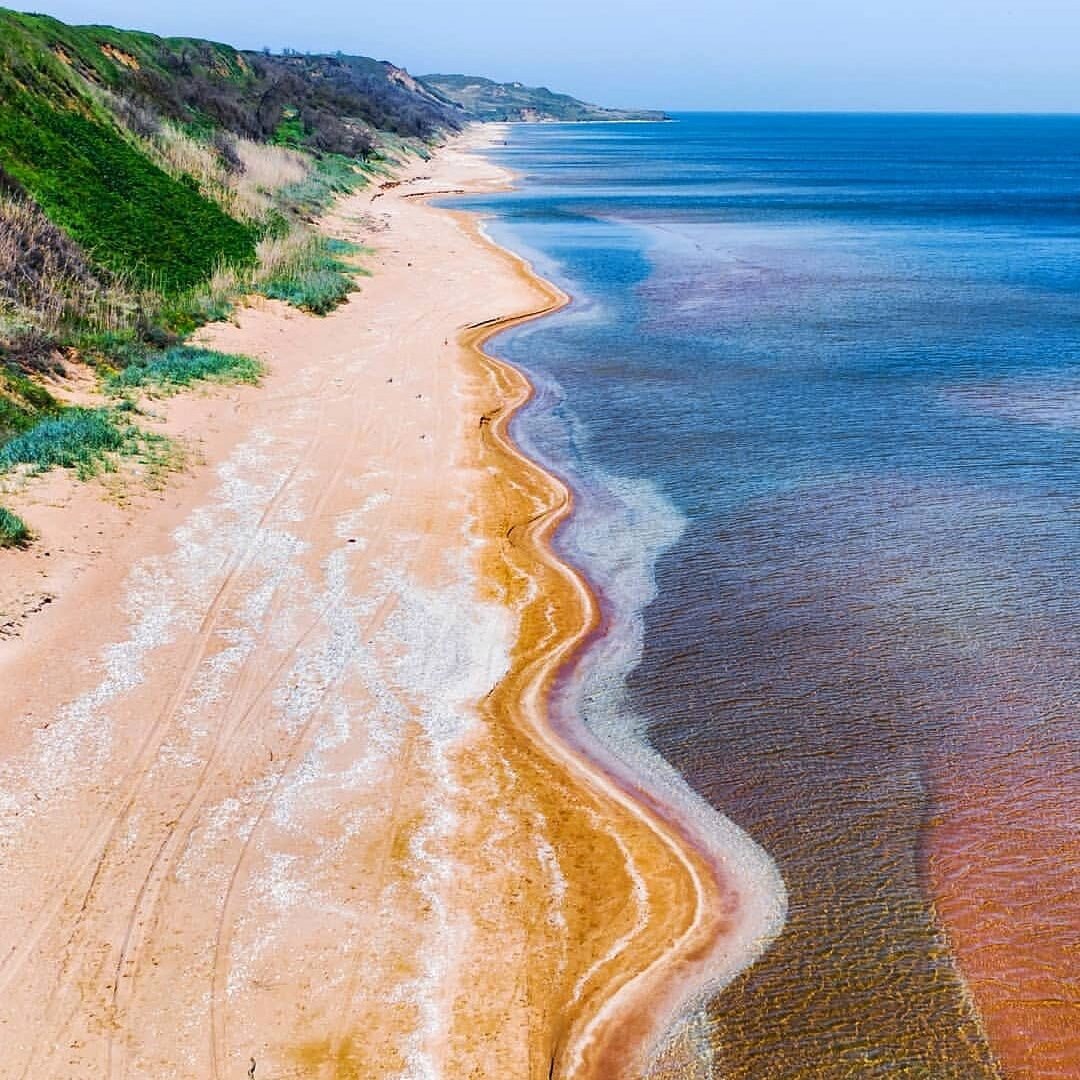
[
  {"left": 0, "top": 7, "right": 464, "bottom": 352},
  {"left": 419, "top": 73, "right": 668, "bottom": 122},
  {"left": 0, "top": 11, "right": 257, "bottom": 291},
  {"left": 0, "top": 7, "right": 662, "bottom": 541},
  {"left": 0, "top": 7, "right": 465, "bottom": 540}
]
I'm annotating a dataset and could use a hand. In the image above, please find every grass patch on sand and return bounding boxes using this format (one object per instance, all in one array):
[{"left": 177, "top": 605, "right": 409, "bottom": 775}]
[
  {"left": 0, "top": 365, "right": 63, "bottom": 442},
  {"left": 276, "top": 153, "right": 370, "bottom": 217},
  {"left": 106, "top": 346, "right": 263, "bottom": 394},
  {"left": 0, "top": 407, "right": 136, "bottom": 479},
  {"left": 256, "top": 235, "right": 363, "bottom": 315},
  {"left": 0, "top": 506, "right": 31, "bottom": 547}
]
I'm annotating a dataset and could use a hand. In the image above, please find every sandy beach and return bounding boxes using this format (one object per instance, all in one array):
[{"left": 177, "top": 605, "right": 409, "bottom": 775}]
[{"left": 0, "top": 127, "right": 779, "bottom": 1079}]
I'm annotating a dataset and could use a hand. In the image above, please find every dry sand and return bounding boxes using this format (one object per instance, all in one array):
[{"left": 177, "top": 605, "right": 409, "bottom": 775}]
[{"left": 0, "top": 127, "right": 780, "bottom": 1079}]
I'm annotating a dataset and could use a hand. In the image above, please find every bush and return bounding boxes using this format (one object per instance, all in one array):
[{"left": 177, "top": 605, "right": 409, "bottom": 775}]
[
  {"left": 258, "top": 268, "right": 355, "bottom": 315},
  {"left": 107, "top": 346, "right": 262, "bottom": 392},
  {"left": 255, "top": 233, "right": 361, "bottom": 314},
  {"left": 0, "top": 506, "right": 30, "bottom": 547},
  {"left": 0, "top": 407, "right": 131, "bottom": 478}
]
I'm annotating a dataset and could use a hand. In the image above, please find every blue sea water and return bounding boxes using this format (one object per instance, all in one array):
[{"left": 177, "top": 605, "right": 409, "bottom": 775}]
[{"left": 453, "top": 115, "right": 1080, "bottom": 1078}]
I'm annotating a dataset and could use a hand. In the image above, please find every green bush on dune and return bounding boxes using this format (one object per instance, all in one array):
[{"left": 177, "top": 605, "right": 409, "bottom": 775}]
[
  {"left": 106, "top": 346, "right": 263, "bottom": 393},
  {"left": 258, "top": 268, "right": 356, "bottom": 315},
  {"left": 0, "top": 506, "right": 31, "bottom": 547},
  {"left": 0, "top": 407, "right": 132, "bottom": 478},
  {"left": 257, "top": 236, "right": 364, "bottom": 315}
]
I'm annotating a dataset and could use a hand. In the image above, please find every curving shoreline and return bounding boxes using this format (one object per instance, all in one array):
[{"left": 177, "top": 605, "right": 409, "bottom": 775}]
[
  {"left": 444, "top": 153, "right": 787, "bottom": 1076},
  {"left": 0, "top": 125, "right": 783, "bottom": 1079}
]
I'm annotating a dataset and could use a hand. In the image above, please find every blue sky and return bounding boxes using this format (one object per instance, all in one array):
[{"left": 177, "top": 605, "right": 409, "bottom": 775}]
[{"left": 13, "top": 0, "right": 1080, "bottom": 112}]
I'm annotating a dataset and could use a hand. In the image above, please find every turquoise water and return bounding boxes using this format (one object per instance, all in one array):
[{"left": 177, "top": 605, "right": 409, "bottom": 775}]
[{"left": 455, "top": 115, "right": 1080, "bottom": 1077}]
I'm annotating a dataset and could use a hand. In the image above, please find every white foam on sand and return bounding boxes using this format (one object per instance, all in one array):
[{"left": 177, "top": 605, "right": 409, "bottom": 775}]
[
  {"left": 0, "top": 428, "right": 306, "bottom": 849},
  {"left": 374, "top": 568, "right": 514, "bottom": 1078},
  {"left": 513, "top": 372, "right": 788, "bottom": 1073},
  {"left": 568, "top": 468, "right": 787, "bottom": 1074}
]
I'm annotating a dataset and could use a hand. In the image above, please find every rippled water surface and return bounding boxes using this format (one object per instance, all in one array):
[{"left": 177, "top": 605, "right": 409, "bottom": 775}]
[{"left": 455, "top": 114, "right": 1080, "bottom": 1078}]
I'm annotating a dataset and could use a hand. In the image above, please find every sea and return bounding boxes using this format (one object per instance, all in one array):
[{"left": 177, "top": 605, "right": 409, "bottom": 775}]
[{"left": 452, "top": 114, "right": 1080, "bottom": 1079}]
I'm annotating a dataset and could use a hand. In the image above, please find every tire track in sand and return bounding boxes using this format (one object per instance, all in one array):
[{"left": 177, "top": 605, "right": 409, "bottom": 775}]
[
  {"left": 10, "top": 402, "right": 334, "bottom": 1080},
  {"left": 108, "top": 381, "right": 369, "bottom": 1080}
]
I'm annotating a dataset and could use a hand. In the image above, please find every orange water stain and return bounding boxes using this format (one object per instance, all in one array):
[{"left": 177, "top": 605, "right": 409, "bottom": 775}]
[{"left": 929, "top": 734, "right": 1079, "bottom": 1078}]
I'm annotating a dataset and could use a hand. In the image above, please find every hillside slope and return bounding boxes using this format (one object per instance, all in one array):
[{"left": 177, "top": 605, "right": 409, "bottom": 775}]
[
  {"left": 0, "top": 10, "right": 258, "bottom": 291},
  {"left": 0, "top": 6, "right": 472, "bottom": 541},
  {"left": 419, "top": 73, "right": 667, "bottom": 122},
  {"left": 0, "top": 7, "right": 472, "bottom": 339}
]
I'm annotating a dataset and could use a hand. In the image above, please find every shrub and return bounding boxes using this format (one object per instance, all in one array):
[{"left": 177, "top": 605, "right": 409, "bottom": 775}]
[
  {"left": 107, "top": 346, "right": 262, "bottom": 392},
  {"left": 0, "top": 407, "right": 131, "bottom": 478},
  {"left": 0, "top": 506, "right": 30, "bottom": 547},
  {"left": 255, "top": 232, "right": 361, "bottom": 315}
]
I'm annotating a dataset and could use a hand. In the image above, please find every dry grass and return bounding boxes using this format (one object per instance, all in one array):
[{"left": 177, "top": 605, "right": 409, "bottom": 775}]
[
  {"left": 0, "top": 194, "right": 135, "bottom": 340},
  {"left": 254, "top": 228, "right": 313, "bottom": 280},
  {"left": 146, "top": 126, "right": 316, "bottom": 223},
  {"left": 3, "top": 94, "right": 356, "bottom": 353},
  {"left": 108, "top": 87, "right": 316, "bottom": 224},
  {"left": 100, "top": 84, "right": 316, "bottom": 224},
  {"left": 154, "top": 122, "right": 230, "bottom": 191},
  {"left": 233, "top": 139, "right": 309, "bottom": 205}
]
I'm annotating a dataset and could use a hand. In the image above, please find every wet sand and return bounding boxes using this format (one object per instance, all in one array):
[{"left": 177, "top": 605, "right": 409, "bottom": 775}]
[{"left": 0, "top": 128, "right": 779, "bottom": 1078}]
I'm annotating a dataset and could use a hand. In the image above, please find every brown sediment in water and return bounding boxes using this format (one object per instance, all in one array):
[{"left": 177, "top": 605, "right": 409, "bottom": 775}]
[{"left": 928, "top": 734, "right": 1079, "bottom": 1079}]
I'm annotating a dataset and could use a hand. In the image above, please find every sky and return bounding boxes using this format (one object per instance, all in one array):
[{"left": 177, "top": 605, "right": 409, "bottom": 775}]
[{"left": 11, "top": 1, "right": 1080, "bottom": 112}]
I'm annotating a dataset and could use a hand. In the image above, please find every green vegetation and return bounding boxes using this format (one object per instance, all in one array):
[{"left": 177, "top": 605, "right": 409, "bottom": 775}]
[
  {"left": 0, "top": 5, "right": 458, "bottom": 371},
  {"left": 0, "top": 12, "right": 258, "bottom": 293},
  {"left": 271, "top": 109, "right": 307, "bottom": 149},
  {"left": 107, "top": 346, "right": 262, "bottom": 393},
  {"left": 0, "top": 6, "right": 660, "bottom": 548},
  {"left": 277, "top": 154, "right": 370, "bottom": 217},
  {"left": 256, "top": 236, "right": 363, "bottom": 315},
  {"left": 0, "top": 9, "right": 461, "bottom": 157},
  {"left": 0, "top": 407, "right": 132, "bottom": 479},
  {"left": 0, "top": 367, "right": 63, "bottom": 443},
  {"left": 0, "top": 506, "right": 31, "bottom": 547},
  {"left": 0, "top": 96, "right": 257, "bottom": 291}
]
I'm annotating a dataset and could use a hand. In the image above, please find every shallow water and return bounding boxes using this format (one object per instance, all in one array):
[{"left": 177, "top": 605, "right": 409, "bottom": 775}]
[{"left": 454, "top": 114, "right": 1080, "bottom": 1077}]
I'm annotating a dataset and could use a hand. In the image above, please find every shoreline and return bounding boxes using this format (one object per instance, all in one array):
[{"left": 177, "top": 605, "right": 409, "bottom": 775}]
[
  {"left": 443, "top": 147, "right": 786, "bottom": 1074},
  {"left": 0, "top": 125, "right": 781, "bottom": 1078}
]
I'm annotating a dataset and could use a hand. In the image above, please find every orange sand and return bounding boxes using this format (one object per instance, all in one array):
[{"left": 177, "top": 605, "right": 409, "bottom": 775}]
[{"left": 0, "top": 127, "right": 776, "bottom": 1079}]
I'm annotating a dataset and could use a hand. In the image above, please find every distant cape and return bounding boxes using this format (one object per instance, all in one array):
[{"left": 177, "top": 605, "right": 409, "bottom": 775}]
[{"left": 419, "top": 73, "right": 669, "bottom": 122}]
